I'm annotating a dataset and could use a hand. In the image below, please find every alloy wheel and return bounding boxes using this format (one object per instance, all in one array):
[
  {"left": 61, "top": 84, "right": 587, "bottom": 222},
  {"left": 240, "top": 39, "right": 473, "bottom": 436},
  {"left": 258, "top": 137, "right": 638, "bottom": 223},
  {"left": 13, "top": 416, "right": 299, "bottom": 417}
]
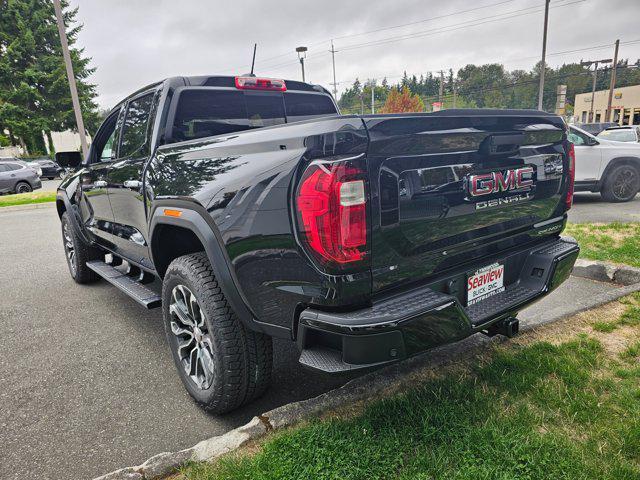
[
  {"left": 169, "top": 285, "right": 215, "bottom": 390},
  {"left": 613, "top": 167, "right": 637, "bottom": 199},
  {"left": 62, "top": 221, "right": 76, "bottom": 276},
  {"left": 17, "top": 183, "right": 32, "bottom": 193}
]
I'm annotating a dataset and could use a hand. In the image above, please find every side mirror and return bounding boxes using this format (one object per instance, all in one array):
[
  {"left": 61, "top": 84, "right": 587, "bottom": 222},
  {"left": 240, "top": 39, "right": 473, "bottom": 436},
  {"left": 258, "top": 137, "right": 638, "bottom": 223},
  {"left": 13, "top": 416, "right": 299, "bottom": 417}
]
[
  {"left": 55, "top": 151, "right": 83, "bottom": 170},
  {"left": 587, "top": 137, "right": 599, "bottom": 146}
]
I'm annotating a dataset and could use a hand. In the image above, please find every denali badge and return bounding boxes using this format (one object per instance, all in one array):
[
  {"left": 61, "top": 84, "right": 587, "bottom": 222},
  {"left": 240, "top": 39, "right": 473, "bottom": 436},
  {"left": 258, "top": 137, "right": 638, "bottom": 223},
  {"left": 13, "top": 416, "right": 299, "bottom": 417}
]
[{"left": 468, "top": 166, "right": 534, "bottom": 197}]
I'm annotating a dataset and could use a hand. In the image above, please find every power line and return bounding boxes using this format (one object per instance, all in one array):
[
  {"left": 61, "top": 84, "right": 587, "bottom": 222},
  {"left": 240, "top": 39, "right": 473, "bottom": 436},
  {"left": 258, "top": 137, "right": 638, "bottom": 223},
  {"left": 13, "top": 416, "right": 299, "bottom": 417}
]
[
  {"left": 217, "top": 0, "right": 525, "bottom": 74},
  {"left": 332, "top": 39, "right": 640, "bottom": 93},
  {"left": 336, "top": 0, "right": 584, "bottom": 53},
  {"left": 225, "top": 0, "right": 583, "bottom": 75}
]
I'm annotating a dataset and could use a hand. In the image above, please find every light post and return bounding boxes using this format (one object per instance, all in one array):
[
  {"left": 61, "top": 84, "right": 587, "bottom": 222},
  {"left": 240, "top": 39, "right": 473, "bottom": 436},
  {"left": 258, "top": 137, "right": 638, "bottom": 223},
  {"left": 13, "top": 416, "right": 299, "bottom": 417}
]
[{"left": 296, "top": 46, "right": 307, "bottom": 83}]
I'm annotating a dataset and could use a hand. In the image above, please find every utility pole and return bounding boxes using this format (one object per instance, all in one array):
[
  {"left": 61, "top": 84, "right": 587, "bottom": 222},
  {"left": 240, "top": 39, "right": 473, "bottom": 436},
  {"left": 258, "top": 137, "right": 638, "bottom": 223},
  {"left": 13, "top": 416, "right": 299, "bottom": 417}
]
[
  {"left": 581, "top": 58, "right": 613, "bottom": 122},
  {"left": 370, "top": 79, "right": 376, "bottom": 114},
  {"left": 53, "top": 0, "right": 88, "bottom": 159},
  {"left": 606, "top": 39, "right": 620, "bottom": 122},
  {"left": 296, "top": 46, "right": 307, "bottom": 83},
  {"left": 438, "top": 70, "right": 445, "bottom": 105},
  {"left": 329, "top": 40, "right": 338, "bottom": 100},
  {"left": 537, "top": 0, "right": 550, "bottom": 111},
  {"left": 452, "top": 79, "right": 457, "bottom": 108}
]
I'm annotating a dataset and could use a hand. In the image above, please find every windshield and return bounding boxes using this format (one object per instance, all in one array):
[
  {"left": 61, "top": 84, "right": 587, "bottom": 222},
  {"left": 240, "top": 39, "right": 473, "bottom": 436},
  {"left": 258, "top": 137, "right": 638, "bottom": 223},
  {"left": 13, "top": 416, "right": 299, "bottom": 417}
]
[
  {"left": 597, "top": 129, "right": 637, "bottom": 142},
  {"left": 171, "top": 89, "right": 338, "bottom": 142}
]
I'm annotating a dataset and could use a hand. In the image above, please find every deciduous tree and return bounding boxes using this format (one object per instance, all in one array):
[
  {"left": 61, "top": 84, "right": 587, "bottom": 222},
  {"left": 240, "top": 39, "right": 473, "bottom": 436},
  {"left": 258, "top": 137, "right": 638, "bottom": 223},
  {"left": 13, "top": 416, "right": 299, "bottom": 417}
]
[{"left": 380, "top": 86, "right": 424, "bottom": 113}]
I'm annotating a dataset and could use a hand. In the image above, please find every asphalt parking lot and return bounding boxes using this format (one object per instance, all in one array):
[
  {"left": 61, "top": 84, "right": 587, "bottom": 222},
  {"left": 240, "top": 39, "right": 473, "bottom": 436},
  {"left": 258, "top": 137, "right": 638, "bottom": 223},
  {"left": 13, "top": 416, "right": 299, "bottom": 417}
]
[
  {"left": 0, "top": 195, "right": 637, "bottom": 480},
  {"left": 570, "top": 193, "right": 640, "bottom": 223}
]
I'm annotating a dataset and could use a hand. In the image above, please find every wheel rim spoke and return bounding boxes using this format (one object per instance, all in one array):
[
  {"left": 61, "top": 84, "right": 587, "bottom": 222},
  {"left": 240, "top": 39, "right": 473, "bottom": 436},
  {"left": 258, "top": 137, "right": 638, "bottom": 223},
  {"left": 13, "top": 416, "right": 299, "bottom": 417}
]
[{"left": 169, "top": 284, "right": 215, "bottom": 390}]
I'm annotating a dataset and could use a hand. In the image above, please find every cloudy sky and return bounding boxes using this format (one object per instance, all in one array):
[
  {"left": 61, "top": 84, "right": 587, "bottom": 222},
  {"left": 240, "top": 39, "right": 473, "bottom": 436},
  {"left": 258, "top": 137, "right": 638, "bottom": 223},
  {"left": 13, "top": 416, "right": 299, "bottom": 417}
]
[{"left": 68, "top": 0, "right": 640, "bottom": 109}]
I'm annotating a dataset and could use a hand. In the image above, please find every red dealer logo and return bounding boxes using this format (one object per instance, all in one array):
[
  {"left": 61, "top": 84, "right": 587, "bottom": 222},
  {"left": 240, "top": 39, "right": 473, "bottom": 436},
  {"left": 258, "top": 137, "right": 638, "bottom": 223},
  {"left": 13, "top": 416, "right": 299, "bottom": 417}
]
[
  {"left": 467, "top": 267, "right": 503, "bottom": 290},
  {"left": 468, "top": 166, "right": 534, "bottom": 197}
]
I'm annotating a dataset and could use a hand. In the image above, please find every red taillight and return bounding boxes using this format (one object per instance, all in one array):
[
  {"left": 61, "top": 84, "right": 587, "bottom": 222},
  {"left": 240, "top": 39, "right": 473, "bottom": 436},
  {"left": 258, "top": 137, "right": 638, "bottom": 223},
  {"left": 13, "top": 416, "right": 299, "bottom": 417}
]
[
  {"left": 296, "top": 161, "right": 368, "bottom": 266},
  {"left": 235, "top": 76, "right": 286, "bottom": 91},
  {"left": 566, "top": 142, "right": 576, "bottom": 210}
]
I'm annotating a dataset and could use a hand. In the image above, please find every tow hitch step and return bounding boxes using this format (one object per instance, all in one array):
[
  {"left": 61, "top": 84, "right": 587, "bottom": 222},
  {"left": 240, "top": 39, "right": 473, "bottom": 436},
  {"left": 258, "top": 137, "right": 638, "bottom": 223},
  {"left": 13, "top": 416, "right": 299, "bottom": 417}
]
[
  {"left": 483, "top": 317, "right": 519, "bottom": 338},
  {"left": 86, "top": 260, "right": 161, "bottom": 309}
]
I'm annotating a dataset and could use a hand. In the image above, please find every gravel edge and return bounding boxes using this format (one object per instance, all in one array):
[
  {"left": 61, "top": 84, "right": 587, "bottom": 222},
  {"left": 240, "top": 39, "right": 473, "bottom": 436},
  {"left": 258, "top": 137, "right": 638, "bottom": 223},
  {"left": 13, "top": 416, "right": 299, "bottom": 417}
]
[{"left": 94, "top": 262, "right": 640, "bottom": 480}]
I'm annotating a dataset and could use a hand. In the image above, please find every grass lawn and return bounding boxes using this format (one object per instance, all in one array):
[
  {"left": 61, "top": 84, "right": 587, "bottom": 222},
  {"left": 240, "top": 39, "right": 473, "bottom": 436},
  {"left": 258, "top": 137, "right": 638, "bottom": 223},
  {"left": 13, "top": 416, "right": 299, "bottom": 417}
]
[
  {"left": 0, "top": 190, "right": 56, "bottom": 208},
  {"left": 565, "top": 222, "right": 640, "bottom": 268},
  {"left": 178, "top": 293, "right": 640, "bottom": 480}
]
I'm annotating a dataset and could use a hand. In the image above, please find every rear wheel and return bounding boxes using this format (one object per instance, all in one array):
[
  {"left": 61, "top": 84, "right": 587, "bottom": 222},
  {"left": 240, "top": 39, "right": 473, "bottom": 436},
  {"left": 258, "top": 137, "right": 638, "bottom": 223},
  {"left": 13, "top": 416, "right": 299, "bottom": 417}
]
[
  {"left": 61, "top": 212, "right": 102, "bottom": 283},
  {"left": 162, "top": 252, "right": 272, "bottom": 414},
  {"left": 601, "top": 164, "right": 640, "bottom": 202},
  {"left": 15, "top": 181, "right": 32, "bottom": 194}
]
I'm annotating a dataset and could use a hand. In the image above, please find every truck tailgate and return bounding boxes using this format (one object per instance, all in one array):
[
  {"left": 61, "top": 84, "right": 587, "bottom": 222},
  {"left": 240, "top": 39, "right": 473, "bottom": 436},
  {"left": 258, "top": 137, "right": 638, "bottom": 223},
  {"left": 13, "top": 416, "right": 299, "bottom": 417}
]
[{"left": 363, "top": 111, "right": 569, "bottom": 294}]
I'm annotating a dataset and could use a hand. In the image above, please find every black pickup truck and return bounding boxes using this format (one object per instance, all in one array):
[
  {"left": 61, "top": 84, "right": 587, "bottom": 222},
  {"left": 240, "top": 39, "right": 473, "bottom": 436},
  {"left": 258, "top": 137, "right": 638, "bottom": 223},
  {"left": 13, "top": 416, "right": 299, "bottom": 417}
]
[{"left": 56, "top": 75, "right": 579, "bottom": 413}]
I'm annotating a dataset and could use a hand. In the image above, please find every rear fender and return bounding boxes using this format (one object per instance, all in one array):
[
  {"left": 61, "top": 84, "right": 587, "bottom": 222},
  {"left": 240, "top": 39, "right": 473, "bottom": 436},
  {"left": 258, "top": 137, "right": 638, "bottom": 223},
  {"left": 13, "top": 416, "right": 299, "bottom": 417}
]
[{"left": 149, "top": 200, "right": 291, "bottom": 339}]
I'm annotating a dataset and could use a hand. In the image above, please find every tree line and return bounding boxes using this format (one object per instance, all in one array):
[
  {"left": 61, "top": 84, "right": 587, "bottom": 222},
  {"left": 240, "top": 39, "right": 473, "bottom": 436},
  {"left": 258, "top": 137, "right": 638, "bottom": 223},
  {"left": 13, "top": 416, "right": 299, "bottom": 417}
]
[{"left": 339, "top": 59, "right": 640, "bottom": 114}]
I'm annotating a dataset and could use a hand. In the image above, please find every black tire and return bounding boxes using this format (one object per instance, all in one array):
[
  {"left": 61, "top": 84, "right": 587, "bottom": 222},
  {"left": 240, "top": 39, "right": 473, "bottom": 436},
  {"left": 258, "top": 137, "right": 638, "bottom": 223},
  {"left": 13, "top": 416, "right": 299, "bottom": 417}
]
[
  {"left": 600, "top": 163, "right": 640, "bottom": 202},
  {"left": 162, "top": 252, "right": 272, "bottom": 414},
  {"left": 15, "top": 181, "right": 32, "bottom": 194},
  {"left": 61, "top": 212, "right": 103, "bottom": 283}
]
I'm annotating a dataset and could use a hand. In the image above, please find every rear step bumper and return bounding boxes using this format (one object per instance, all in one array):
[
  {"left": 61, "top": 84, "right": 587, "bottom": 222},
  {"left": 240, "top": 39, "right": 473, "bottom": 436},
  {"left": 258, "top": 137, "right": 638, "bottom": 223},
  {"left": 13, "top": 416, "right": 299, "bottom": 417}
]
[{"left": 297, "top": 236, "right": 579, "bottom": 373}]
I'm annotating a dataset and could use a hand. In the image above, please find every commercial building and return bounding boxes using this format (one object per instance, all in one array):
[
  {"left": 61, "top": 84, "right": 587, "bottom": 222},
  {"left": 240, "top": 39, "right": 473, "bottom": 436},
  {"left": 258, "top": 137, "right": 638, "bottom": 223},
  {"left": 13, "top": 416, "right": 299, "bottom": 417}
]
[{"left": 574, "top": 84, "right": 640, "bottom": 125}]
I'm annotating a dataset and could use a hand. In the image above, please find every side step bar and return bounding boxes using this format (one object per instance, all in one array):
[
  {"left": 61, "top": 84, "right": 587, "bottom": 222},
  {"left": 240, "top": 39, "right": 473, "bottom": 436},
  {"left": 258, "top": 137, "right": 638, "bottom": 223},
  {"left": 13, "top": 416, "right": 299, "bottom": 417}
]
[{"left": 86, "top": 260, "right": 161, "bottom": 309}]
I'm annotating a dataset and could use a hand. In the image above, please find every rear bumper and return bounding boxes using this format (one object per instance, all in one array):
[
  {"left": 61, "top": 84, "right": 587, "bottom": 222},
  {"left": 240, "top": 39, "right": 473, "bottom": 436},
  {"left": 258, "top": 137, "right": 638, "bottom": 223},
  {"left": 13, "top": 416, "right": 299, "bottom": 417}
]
[{"left": 297, "top": 236, "right": 579, "bottom": 373}]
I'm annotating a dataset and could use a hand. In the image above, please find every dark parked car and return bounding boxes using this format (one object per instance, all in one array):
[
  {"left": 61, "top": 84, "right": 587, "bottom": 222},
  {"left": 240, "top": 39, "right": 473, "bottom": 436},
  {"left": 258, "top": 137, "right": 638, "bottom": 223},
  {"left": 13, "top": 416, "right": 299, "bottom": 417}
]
[
  {"left": 30, "top": 158, "right": 64, "bottom": 179},
  {"left": 57, "top": 75, "right": 578, "bottom": 414},
  {"left": 0, "top": 160, "right": 42, "bottom": 194}
]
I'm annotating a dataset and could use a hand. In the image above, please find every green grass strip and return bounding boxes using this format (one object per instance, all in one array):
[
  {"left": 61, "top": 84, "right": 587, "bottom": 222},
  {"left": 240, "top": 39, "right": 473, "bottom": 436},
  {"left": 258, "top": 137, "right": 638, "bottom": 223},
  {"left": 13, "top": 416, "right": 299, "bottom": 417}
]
[
  {"left": 565, "top": 222, "right": 640, "bottom": 268},
  {"left": 0, "top": 191, "right": 56, "bottom": 208}
]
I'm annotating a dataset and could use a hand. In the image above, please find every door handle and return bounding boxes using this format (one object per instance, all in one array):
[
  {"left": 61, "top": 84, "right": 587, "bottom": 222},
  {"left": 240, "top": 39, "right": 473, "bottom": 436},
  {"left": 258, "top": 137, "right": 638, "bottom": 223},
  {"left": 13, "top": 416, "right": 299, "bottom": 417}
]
[
  {"left": 94, "top": 180, "right": 108, "bottom": 188},
  {"left": 123, "top": 180, "right": 142, "bottom": 190}
]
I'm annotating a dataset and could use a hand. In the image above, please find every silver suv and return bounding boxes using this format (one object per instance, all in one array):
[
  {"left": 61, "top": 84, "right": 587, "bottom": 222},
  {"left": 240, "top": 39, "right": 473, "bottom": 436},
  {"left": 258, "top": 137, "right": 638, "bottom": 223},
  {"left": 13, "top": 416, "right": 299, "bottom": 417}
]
[{"left": 0, "top": 159, "right": 42, "bottom": 194}]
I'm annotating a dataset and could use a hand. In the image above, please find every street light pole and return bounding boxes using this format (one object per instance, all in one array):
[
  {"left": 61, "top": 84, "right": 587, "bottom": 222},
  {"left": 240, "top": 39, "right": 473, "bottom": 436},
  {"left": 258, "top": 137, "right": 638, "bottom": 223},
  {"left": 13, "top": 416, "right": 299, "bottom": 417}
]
[
  {"left": 537, "top": 0, "right": 550, "bottom": 111},
  {"left": 296, "top": 46, "right": 307, "bottom": 83},
  {"left": 52, "top": 0, "right": 88, "bottom": 159}
]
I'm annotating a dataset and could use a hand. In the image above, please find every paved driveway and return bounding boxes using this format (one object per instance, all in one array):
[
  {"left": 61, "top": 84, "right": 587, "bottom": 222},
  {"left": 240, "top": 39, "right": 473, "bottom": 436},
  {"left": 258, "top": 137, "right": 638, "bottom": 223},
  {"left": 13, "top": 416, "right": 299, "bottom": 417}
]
[
  {"left": 569, "top": 193, "right": 640, "bottom": 223},
  {"left": 0, "top": 204, "right": 630, "bottom": 479}
]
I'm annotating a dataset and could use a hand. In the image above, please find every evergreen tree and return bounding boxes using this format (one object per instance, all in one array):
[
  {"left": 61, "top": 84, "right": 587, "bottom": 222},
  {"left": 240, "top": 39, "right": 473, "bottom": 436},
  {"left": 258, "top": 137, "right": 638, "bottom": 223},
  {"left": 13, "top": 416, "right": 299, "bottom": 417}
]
[{"left": 0, "top": 0, "right": 98, "bottom": 154}]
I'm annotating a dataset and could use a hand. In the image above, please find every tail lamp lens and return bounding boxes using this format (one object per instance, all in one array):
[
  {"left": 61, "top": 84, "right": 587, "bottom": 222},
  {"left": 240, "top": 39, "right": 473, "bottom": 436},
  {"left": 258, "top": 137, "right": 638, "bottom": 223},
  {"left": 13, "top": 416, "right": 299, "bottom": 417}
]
[
  {"left": 296, "top": 162, "right": 368, "bottom": 265},
  {"left": 566, "top": 142, "right": 575, "bottom": 210}
]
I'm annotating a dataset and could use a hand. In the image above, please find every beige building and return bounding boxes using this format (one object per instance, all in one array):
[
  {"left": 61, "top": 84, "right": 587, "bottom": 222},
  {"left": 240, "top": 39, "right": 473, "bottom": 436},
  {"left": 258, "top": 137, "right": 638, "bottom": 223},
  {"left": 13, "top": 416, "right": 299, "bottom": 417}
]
[{"left": 574, "top": 84, "right": 640, "bottom": 125}]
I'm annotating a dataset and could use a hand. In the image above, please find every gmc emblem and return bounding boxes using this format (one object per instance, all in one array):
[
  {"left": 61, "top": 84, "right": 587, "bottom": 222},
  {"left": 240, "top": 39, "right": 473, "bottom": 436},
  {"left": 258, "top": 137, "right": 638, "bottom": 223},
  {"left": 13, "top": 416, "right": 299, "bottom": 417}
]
[{"left": 468, "top": 166, "right": 534, "bottom": 197}]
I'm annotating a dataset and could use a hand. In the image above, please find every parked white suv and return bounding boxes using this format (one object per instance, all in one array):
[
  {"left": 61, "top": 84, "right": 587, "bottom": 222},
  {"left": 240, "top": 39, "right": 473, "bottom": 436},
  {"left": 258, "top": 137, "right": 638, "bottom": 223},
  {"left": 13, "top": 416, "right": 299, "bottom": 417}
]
[{"left": 568, "top": 125, "right": 640, "bottom": 202}]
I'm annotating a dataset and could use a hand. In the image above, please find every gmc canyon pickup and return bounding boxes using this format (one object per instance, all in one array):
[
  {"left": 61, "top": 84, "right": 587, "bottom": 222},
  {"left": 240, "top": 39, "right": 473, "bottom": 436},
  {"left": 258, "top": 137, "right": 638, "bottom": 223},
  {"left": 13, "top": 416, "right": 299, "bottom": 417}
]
[{"left": 57, "top": 75, "right": 579, "bottom": 413}]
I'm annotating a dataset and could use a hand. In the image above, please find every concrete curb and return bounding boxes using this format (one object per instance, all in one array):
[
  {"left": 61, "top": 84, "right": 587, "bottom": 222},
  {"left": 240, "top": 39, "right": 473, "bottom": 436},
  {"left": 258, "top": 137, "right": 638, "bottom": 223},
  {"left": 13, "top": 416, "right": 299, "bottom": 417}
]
[
  {"left": 0, "top": 201, "right": 56, "bottom": 213},
  {"left": 571, "top": 258, "right": 640, "bottom": 286},
  {"left": 94, "top": 264, "right": 640, "bottom": 480}
]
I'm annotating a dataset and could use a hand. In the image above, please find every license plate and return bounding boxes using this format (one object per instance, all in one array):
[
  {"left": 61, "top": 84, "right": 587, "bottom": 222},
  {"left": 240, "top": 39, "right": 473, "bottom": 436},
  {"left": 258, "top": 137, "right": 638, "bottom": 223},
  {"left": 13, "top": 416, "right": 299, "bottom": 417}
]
[{"left": 467, "top": 263, "right": 505, "bottom": 306}]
